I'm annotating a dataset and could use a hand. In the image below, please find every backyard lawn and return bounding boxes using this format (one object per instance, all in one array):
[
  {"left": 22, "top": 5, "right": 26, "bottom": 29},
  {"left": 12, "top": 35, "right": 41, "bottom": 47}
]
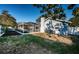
[{"left": 0, "top": 34, "right": 79, "bottom": 54}]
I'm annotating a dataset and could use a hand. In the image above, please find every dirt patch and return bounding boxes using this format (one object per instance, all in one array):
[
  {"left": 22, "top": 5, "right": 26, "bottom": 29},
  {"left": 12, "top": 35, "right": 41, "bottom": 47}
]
[{"left": 31, "top": 32, "right": 73, "bottom": 45}]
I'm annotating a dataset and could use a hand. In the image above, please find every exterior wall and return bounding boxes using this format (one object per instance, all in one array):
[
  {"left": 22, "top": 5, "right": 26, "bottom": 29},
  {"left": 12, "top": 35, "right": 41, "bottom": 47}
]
[
  {"left": 44, "top": 19, "right": 66, "bottom": 35},
  {"left": 17, "top": 23, "right": 39, "bottom": 33},
  {"left": 40, "top": 17, "right": 69, "bottom": 35},
  {"left": 40, "top": 17, "right": 45, "bottom": 32},
  {"left": 68, "top": 27, "right": 79, "bottom": 35},
  {"left": 18, "top": 24, "right": 25, "bottom": 31},
  {"left": 18, "top": 24, "right": 33, "bottom": 32}
]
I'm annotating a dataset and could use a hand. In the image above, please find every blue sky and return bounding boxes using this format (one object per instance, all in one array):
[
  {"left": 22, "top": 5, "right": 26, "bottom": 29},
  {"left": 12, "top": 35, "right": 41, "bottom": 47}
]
[
  {"left": 0, "top": 4, "right": 42, "bottom": 22},
  {"left": 0, "top": 4, "right": 78, "bottom": 22}
]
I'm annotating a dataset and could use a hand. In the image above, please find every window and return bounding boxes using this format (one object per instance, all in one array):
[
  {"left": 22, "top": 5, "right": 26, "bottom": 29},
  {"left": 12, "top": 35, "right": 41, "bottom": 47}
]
[
  {"left": 55, "top": 27, "right": 59, "bottom": 29},
  {"left": 36, "top": 27, "right": 38, "bottom": 29},
  {"left": 55, "top": 23, "right": 60, "bottom": 26}
]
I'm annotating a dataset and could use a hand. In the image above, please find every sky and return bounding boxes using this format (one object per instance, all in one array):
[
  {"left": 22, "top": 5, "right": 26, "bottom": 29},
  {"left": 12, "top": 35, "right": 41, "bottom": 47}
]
[
  {"left": 0, "top": 4, "right": 79, "bottom": 22},
  {"left": 0, "top": 4, "right": 42, "bottom": 22}
]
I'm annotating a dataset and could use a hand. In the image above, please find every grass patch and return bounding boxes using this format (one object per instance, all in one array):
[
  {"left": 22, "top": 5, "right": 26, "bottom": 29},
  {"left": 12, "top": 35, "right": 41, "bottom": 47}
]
[{"left": 0, "top": 34, "right": 79, "bottom": 54}]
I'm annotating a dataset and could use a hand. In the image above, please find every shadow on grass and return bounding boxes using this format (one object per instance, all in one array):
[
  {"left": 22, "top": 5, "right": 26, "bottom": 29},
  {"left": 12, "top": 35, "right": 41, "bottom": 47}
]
[{"left": 0, "top": 34, "right": 79, "bottom": 54}]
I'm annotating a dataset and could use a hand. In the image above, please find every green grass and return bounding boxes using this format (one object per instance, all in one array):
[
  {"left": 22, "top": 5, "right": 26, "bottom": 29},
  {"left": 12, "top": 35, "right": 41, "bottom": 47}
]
[{"left": 0, "top": 34, "right": 79, "bottom": 54}]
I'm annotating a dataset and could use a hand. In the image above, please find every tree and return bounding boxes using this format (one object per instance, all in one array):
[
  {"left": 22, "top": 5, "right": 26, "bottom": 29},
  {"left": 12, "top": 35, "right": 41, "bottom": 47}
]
[
  {"left": 67, "top": 4, "right": 76, "bottom": 9},
  {"left": 72, "top": 7, "right": 79, "bottom": 16},
  {"left": 69, "top": 17, "right": 79, "bottom": 27},
  {"left": 67, "top": 4, "right": 79, "bottom": 34},
  {"left": 68, "top": 4, "right": 79, "bottom": 27},
  {"left": 33, "top": 4, "right": 66, "bottom": 20},
  {"left": 0, "top": 10, "right": 17, "bottom": 28}
]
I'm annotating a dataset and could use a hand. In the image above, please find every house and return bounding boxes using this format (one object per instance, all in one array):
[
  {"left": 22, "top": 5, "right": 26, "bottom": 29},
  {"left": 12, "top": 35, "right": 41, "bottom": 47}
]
[
  {"left": 36, "top": 17, "right": 71, "bottom": 35},
  {"left": 17, "top": 22, "right": 39, "bottom": 33}
]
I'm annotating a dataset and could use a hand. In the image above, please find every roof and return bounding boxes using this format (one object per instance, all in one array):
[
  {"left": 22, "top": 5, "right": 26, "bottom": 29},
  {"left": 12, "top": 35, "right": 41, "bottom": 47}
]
[
  {"left": 17, "top": 22, "right": 38, "bottom": 25},
  {"left": 36, "top": 17, "right": 72, "bottom": 24},
  {"left": 55, "top": 19, "right": 72, "bottom": 23}
]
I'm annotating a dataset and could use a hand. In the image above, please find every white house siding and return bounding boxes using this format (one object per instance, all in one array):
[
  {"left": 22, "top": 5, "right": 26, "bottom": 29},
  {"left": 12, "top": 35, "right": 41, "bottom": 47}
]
[
  {"left": 40, "top": 17, "right": 45, "bottom": 32},
  {"left": 40, "top": 17, "right": 69, "bottom": 35},
  {"left": 44, "top": 19, "right": 62, "bottom": 34},
  {"left": 68, "top": 27, "right": 79, "bottom": 35}
]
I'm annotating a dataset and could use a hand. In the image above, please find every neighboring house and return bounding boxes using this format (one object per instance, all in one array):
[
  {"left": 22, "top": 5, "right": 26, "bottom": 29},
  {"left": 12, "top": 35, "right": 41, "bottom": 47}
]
[{"left": 17, "top": 22, "right": 39, "bottom": 33}]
